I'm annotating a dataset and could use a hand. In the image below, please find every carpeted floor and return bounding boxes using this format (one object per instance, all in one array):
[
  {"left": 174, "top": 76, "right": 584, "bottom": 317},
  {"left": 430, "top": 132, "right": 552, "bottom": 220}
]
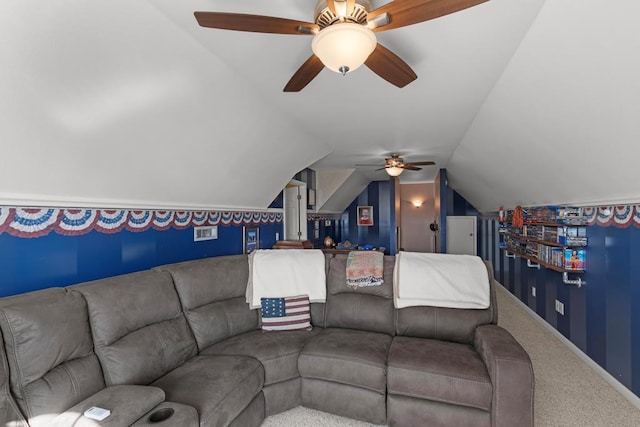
[
  {"left": 494, "top": 283, "right": 640, "bottom": 426},
  {"left": 263, "top": 283, "right": 640, "bottom": 426}
]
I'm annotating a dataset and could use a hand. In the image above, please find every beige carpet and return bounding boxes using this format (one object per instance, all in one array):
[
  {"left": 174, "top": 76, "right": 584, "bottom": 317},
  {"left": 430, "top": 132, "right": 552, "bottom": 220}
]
[
  {"left": 263, "top": 283, "right": 640, "bottom": 426},
  {"left": 494, "top": 283, "right": 640, "bottom": 426}
]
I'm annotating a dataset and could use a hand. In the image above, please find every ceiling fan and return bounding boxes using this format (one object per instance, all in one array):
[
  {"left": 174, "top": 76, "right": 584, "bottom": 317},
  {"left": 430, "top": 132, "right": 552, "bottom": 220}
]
[
  {"left": 358, "top": 154, "right": 436, "bottom": 176},
  {"left": 194, "top": 0, "right": 489, "bottom": 92}
]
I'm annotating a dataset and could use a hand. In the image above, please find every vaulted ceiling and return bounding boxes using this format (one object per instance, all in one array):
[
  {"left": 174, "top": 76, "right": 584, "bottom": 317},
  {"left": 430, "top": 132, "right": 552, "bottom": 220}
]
[{"left": 1, "top": 1, "right": 639, "bottom": 213}]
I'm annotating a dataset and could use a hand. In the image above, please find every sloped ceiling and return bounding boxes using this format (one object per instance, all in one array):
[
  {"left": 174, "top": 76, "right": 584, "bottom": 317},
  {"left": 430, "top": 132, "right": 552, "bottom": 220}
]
[
  {"left": 2, "top": 1, "right": 636, "bottom": 213},
  {"left": 449, "top": 0, "right": 640, "bottom": 212},
  {"left": 315, "top": 169, "right": 370, "bottom": 213},
  {"left": 0, "top": 0, "right": 331, "bottom": 210}
]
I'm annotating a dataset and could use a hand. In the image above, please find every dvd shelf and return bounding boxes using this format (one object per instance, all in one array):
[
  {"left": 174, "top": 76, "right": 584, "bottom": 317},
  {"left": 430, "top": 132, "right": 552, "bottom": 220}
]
[{"left": 499, "top": 206, "right": 587, "bottom": 273}]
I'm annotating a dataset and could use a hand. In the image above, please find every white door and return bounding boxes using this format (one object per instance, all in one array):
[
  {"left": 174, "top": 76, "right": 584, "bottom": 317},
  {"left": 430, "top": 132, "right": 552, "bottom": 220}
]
[
  {"left": 446, "top": 216, "right": 477, "bottom": 255},
  {"left": 283, "top": 181, "right": 307, "bottom": 240}
]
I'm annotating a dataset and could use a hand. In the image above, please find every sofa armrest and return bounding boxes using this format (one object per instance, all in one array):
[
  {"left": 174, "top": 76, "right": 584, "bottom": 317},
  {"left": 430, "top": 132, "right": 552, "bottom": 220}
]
[
  {"left": 131, "top": 401, "right": 199, "bottom": 426},
  {"left": 474, "top": 324, "right": 534, "bottom": 427},
  {"left": 53, "top": 385, "right": 165, "bottom": 427}
]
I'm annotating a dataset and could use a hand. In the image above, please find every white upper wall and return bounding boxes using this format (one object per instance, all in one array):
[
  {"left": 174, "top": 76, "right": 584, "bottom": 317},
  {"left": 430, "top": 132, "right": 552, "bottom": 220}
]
[{"left": 449, "top": 0, "right": 640, "bottom": 212}]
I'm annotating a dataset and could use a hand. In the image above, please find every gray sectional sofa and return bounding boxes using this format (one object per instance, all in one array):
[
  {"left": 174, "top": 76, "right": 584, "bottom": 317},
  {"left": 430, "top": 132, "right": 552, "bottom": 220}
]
[{"left": 0, "top": 253, "right": 534, "bottom": 426}]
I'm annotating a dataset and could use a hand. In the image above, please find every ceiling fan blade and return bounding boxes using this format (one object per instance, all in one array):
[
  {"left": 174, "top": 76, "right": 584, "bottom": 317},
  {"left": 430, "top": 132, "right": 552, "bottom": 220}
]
[
  {"left": 283, "top": 55, "right": 325, "bottom": 92},
  {"left": 404, "top": 165, "right": 422, "bottom": 171},
  {"left": 365, "top": 44, "right": 417, "bottom": 88},
  {"left": 405, "top": 161, "right": 436, "bottom": 167},
  {"left": 368, "top": 0, "right": 489, "bottom": 32},
  {"left": 194, "top": 12, "right": 319, "bottom": 35}
]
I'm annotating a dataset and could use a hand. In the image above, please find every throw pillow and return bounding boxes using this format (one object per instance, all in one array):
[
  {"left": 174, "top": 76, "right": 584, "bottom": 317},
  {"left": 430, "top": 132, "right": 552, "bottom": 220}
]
[{"left": 261, "top": 295, "right": 312, "bottom": 332}]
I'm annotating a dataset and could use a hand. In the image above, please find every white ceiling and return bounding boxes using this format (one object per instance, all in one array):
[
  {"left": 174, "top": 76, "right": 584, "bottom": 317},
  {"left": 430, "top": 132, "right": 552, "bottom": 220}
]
[{"left": 1, "top": 0, "right": 639, "bottom": 213}]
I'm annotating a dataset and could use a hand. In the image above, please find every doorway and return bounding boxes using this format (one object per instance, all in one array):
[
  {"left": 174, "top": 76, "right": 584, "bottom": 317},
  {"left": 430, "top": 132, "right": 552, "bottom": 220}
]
[
  {"left": 445, "top": 216, "right": 477, "bottom": 255},
  {"left": 399, "top": 182, "right": 436, "bottom": 252},
  {"left": 283, "top": 180, "right": 307, "bottom": 241}
]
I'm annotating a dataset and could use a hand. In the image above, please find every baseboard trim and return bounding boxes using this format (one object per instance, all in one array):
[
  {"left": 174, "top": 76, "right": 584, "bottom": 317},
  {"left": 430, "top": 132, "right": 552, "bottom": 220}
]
[{"left": 498, "top": 283, "right": 640, "bottom": 411}]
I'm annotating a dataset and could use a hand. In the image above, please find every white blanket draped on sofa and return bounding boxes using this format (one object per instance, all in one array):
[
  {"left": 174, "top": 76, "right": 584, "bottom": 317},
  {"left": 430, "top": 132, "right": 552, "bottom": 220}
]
[
  {"left": 246, "top": 249, "right": 327, "bottom": 309},
  {"left": 393, "top": 251, "right": 490, "bottom": 309}
]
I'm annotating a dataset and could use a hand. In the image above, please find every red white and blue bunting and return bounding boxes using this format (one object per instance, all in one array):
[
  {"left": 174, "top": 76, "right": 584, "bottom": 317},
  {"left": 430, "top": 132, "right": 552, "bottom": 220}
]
[
  {"left": 495, "top": 205, "right": 640, "bottom": 229},
  {"left": 583, "top": 205, "right": 640, "bottom": 228},
  {"left": 0, "top": 207, "right": 282, "bottom": 238}
]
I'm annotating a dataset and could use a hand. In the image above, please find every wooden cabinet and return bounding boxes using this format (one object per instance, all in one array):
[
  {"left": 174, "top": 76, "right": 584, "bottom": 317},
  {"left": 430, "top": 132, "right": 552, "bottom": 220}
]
[{"left": 273, "top": 240, "right": 314, "bottom": 249}]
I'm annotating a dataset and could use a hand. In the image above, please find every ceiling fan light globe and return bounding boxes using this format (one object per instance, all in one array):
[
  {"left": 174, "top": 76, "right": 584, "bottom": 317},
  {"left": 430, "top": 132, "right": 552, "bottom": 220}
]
[
  {"left": 386, "top": 166, "right": 404, "bottom": 177},
  {"left": 312, "top": 23, "right": 377, "bottom": 74}
]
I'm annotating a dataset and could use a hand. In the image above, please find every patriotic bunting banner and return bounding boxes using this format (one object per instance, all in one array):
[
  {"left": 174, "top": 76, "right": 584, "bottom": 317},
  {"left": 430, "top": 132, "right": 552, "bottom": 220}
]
[
  {"left": 127, "top": 210, "right": 153, "bottom": 231},
  {"left": 96, "top": 210, "right": 128, "bottom": 234},
  {"left": 0, "top": 207, "right": 15, "bottom": 234},
  {"left": 4, "top": 203, "right": 638, "bottom": 239},
  {"left": 583, "top": 205, "right": 640, "bottom": 228},
  {"left": 152, "top": 211, "right": 174, "bottom": 231},
  {"left": 491, "top": 205, "right": 640, "bottom": 229},
  {"left": 59, "top": 209, "right": 99, "bottom": 236},
  {"left": 11, "top": 209, "right": 60, "bottom": 238},
  {"left": 192, "top": 211, "right": 208, "bottom": 226},
  {"left": 0, "top": 207, "right": 283, "bottom": 238}
]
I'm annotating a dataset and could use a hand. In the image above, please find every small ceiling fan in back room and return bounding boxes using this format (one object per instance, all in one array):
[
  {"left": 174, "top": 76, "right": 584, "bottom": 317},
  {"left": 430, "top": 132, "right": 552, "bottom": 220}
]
[
  {"left": 357, "top": 154, "right": 436, "bottom": 176},
  {"left": 194, "top": 0, "right": 489, "bottom": 92}
]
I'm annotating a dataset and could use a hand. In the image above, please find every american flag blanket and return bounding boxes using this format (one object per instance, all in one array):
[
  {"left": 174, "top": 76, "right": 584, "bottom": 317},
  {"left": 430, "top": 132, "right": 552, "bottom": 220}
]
[
  {"left": 260, "top": 295, "right": 312, "bottom": 331},
  {"left": 346, "top": 250, "right": 384, "bottom": 288}
]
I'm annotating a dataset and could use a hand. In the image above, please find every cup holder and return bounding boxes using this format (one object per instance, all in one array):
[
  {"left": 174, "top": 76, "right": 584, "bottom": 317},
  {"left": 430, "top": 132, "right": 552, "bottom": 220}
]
[{"left": 148, "top": 408, "right": 175, "bottom": 424}]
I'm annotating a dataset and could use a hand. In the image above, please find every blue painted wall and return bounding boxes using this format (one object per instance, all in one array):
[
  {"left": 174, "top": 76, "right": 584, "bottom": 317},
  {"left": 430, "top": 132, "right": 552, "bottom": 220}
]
[
  {"left": 480, "top": 215, "right": 640, "bottom": 398},
  {"left": 340, "top": 172, "right": 473, "bottom": 255},
  {"left": 341, "top": 180, "right": 396, "bottom": 254},
  {"left": 0, "top": 210, "right": 282, "bottom": 298},
  {"left": 306, "top": 216, "right": 341, "bottom": 249},
  {"left": 437, "top": 180, "right": 640, "bottom": 398},
  {"left": 438, "top": 168, "right": 482, "bottom": 253},
  {"left": 438, "top": 169, "right": 451, "bottom": 253}
]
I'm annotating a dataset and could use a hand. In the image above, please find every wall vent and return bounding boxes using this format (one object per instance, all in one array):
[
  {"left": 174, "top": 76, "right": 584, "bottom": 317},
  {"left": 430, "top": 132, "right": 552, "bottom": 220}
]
[{"left": 194, "top": 226, "right": 218, "bottom": 242}]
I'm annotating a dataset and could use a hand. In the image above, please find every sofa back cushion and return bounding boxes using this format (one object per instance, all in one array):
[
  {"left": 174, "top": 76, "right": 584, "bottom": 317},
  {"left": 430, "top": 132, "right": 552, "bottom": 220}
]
[
  {"left": 72, "top": 270, "right": 197, "bottom": 386},
  {"left": 0, "top": 288, "right": 105, "bottom": 426},
  {"left": 395, "top": 261, "right": 498, "bottom": 344},
  {"left": 157, "top": 255, "right": 259, "bottom": 351},
  {"left": 324, "top": 254, "right": 395, "bottom": 335},
  {"left": 310, "top": 302, "right": 325, "bottom": 327}
]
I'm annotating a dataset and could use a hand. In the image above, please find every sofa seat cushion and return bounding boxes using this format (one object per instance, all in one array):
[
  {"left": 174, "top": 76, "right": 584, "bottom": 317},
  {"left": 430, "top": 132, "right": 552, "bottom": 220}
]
[
  {"left": 201, "top": 328, "right": 320, "bottom": 386},
  {"left": 388, "top": 336, "right": 493, "bottom": 411},
  {"left": 302, "top": 378, "right": 387, "bottom": 425},
  {"left": 151, "top": 355, "right": 264, "bottom": 427},
  {"left": 298, "top": 328, "right": 392, "bottom": 392}
]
